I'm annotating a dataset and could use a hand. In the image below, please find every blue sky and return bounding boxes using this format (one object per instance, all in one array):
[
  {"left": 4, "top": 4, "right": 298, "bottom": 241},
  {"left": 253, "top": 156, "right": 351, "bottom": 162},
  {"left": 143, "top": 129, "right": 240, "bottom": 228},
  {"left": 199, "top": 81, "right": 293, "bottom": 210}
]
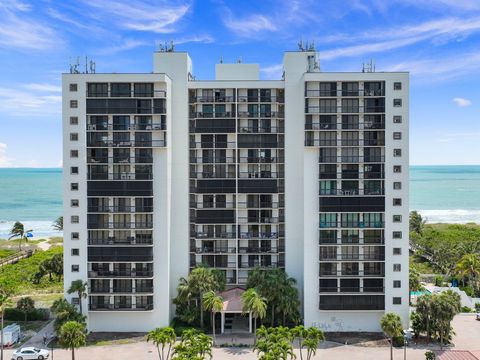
[{"left": 0, "top": 0, "right": 480, "bottom": 167}]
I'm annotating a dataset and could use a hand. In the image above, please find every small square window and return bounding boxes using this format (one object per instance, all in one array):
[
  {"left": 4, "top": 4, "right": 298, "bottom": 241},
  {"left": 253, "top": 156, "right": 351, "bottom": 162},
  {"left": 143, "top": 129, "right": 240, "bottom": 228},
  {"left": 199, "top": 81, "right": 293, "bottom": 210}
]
[
  {"left": 70, "top": 116, "right": 79, "bottom": 125},
  {"left": 393, "top": 182, "right": 402, "bottom": 190},
  {"left": 70, "top": 100, "right": 78, "bottom": 108},
  {"left": 393, "top": 215, "right": 402, "bottom": 222},
  {"left": 71, "top": 183, "right": 79, "bottom": 191},
  {"left": 393, "top": 116, "right": 402, "bottom": 123},
  {"left": 393, "top": 149, "right": 402, "bottom": 157},
  {"left": 70, "top": 150, "right": 78, "bottom": 158},
  {"left": 71, "top": 248, "right": 79, "bottom": 256},
  {"left": 71, "top": 265, "right": 79, "bottom": 272},
  {"left": 71, "top": 232, "right": 79, "bottom": 240},
  {"left": 393, "top": 99, "right": 402, "bottom": 107},
  {"left": 393, "top": 198, "right": 402, "bottom": 206},
  {"left": 393, "top": 165, "right": 402, "bottom": 173},
  {"left": 393, "top": 297, "right": 402, "bottom": 305},
  {"left": 393, "top": 82, "right": 402, "bottom": 90},
  {"left": 393, "top": 231, "right": 402, "bottom": 239},
  {"left": 71, "top": 199, "right": 79, "bottom": 207},
  {"left": 69, "top": 84, "right": 78, "bottom": 92},
  {"left": 393, "top": 248, "right": 402, "bottom": 255},
  {"left": 71, "top": 297, "right": 80, "bottom": 305},
  {"left": 393, "top": 132, "right": 402, "bottom": 140},
  {"left": 393, "top": 264, "right": 401, "bottom": 272},
  {"left": 71, "top": 215, "right": 79, "bottom": 224},
  {"left": 71, "top": 167, "right": 78, "bottom": 174},
  {"left": 393, "top": 280, "right": 401, "bottom": 288},
  {"left": 70, "top": 133, "right": 78, "bottom": 141}
]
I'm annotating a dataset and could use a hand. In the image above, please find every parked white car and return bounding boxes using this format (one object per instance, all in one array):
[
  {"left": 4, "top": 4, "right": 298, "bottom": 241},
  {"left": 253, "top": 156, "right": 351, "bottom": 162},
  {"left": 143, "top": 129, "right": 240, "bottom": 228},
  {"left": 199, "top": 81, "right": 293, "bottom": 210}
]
[
  {"left": 476, "top": 312, "right": 480, "bottom": 321},
  {"left": 11, "top": 347, "right": 49, "bottom": 360}
]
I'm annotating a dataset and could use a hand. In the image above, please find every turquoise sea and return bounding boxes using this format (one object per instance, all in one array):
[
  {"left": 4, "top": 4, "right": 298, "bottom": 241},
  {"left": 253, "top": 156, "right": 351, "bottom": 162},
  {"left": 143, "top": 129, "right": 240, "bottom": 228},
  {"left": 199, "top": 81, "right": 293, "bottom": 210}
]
[{"left": 0, "top": 166, "right": 479, "bottom": 237}]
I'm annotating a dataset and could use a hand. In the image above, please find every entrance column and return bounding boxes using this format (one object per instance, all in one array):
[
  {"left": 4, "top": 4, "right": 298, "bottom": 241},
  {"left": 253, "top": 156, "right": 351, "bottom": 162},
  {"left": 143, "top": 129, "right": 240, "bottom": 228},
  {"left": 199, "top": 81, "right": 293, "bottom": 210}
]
[
  {"left": 249, "top": 312, "right": 252, "bottom": 333},
  {"left": 221, "top": 312, "right": 225, "bottom": 334}
]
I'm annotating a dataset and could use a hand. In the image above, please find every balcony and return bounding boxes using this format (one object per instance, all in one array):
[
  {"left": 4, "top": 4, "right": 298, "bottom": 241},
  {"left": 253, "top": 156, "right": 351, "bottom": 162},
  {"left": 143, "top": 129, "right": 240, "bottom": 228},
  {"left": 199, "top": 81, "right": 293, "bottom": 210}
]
[
  {"left": 190, "top": 202, "right": 236, "bottom": 209},
  {"left": 238, "top": 216, "right": 284, "bottom": 224},
  {"left": 319, "top": 271, "right": 385, "bottom": 277},
  {"left": 237, "top": 111, "right": 284, "bottom": 118},
  {"left": 192, "top": 232, "right": 236, "bottom": 239},
  {"left": 89, "top": 303, "right": 154, "bottom": 311},
  {"left": 239, "top": 232, "right": 281, "bottom": 239},
  {"left": 319, "top": 287, "right": 385, "bottom": 293},
  {"left": 87, "top": 206, "right": 153, "bottom": 213},
  {"left": 319, "top": 189, "right": 384, "bottom": 196},
  {"left": 87, "top": 89, "right": 166, "bottom": 98},
  {"left": 238, "top": 247, "right": 281, "bottom": 254},
  {"left": 189, "top": 95, "right": 236, "bottom": 103},
  {"left": 319, "top": 222, "right": 385, "bottom": 229},
  {"left": 88, "top": 172, "right": 153, "bottom": 180},
  {"left": 87, "top": 123, "right": 166, "bottom": 131},
  {"left": 88, "top": 237, "right": 153, "bottom": 246},
  {"left": 238, "top": 156, "right": 282, "bottom": 164},
  {"left": 87, "top": 222, "right": 153, "bottom": 230},
  {"left": 237, "top": 96, "right": 284, "bottom": 103},
  {"left": 238, "top": 126, "right": 284, "bottom": 134},
  {"left": 193, "top": 247, "right": 237, "bottom": 254},
  {"left": 87, "top": 140, "right": 166, "bottom": 148},
  {"left": 237, "top": 201, "right": 283, "bottom": 209},
  {"left": 88, "top": 270, "right": 153, "bottom": 278},
  {"left": 189, "top": 141, "right": 236, "bottom": 149},
  {"left": 189, "top": 112, "right": 234, "bottom": 119}
]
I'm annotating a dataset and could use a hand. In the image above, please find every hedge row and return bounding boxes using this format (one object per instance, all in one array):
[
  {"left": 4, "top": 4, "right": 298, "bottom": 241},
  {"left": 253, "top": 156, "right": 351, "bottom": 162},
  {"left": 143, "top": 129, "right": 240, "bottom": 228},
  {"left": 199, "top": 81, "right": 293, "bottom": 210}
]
[{"left": 4, "top": 308, "right": 50, "bottom": 321}]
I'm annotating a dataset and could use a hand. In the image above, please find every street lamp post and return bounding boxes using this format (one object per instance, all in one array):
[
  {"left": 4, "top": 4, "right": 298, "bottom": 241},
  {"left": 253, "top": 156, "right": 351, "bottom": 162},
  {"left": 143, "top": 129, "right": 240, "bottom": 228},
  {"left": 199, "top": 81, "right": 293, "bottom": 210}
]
[{"left": 403, "top": 330, "right": 407, "bottom": 360}]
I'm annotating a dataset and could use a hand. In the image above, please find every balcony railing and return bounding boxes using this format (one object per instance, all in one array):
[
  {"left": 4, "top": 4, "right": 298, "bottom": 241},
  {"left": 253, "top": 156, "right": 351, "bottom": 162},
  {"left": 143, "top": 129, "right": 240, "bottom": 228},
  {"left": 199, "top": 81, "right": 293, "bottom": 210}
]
[
  {"left": 88, "top": 270, "right": 154, "bottom": 278},
  {"left": 319, "top": 156, "right": 385, "bottom": 163},
  {"left": 238, "top": 156, "right": 282, "bottom": 164},
  {"left": 189, "top": 95, "right": 236, "bottom": 103},
  {"left": 319, "top": 271, "right": 385, "bottom": 277},
  {"left": 238, "top": 126, "right": 284, "bottom": 134},
  {"left": 87, "top": 90, "right": 166, "bottom": 98},
  {"left": 237, "top": 111, "right": 284, "bottom": 118},
  {"left": 88, "top": 206, "right": 153, "bottom": 213},
  {"left": 305, "top": 89, "right": 385, "bottom": 97},
  {"left": 305, "top": 106, "right": 385, "bottom": 114},
  {"left": 319, "top": 286, "right": 385, "bottom": 293},
  {"left": 87, "top": 222, "right": 153, "bottom": 230},
  {"left": 87, "top": 140, "right": 166, "bottom": 148},
  {"left": 237, "top": 96, "right": 284, "bottom": 103},
  {"left": 320, "top": 222, "right": 385, "bottom": 228},
  {"left": 87, "top": 123, "right": 166, "bottom": 131},
  {"left": 89, "top": 303, "right": 154, "bottom": 311},
  {"left": 88, "top": 172, "right": 153, "bottom": 180},
  {"left": 88, "top": 237, "right": 153, "bottom": 245},
  {"left": 319, "top": 189, "right": 384, "bottom": 196},
  {"left": 238, "top": 216, "right": 284, "bottom": 224}
]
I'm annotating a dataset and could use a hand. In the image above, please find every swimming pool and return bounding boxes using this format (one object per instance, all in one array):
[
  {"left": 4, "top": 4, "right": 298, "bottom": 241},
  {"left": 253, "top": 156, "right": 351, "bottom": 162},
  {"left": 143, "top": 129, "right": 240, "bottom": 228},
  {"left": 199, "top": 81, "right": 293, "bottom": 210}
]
[{"left": 410, "top": 289, "right": 432, "bottom": 296}]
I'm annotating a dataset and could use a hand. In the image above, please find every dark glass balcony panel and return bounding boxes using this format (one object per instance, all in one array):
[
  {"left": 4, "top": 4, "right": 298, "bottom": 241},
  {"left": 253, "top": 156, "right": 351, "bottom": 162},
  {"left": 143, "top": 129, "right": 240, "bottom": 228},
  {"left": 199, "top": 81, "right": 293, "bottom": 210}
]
[
  {"left": 319, "top": 295, "right": 385, "bottom": 310},
  {"left": 88, "top": 247, "right": 153, "bottom": 262}
]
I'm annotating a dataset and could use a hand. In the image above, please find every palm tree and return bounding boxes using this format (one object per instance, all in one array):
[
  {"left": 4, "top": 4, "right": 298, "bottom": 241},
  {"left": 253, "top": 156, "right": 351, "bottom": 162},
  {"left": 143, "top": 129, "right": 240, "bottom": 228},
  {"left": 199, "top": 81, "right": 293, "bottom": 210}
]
[
  {"left": 16, "top": 297, "right": 35, "bottom": 322},
  {"left": 380, "top": 312, "right": 403, "bottom": 360},
  {"left": 292, "top": 325, "right": 325, "bottom": 360},
  {"left": 58, "top": 321, "right": 86, "bottom": 360},
  {"left": 147, "top": 327, "right": 176, "bottom": 360},
  {"left": 52, "top": 216, "right": 63, "bottom": 231},
  {"left": 202, "top": 291, "right": 223, "bottom": 345},
  {"left": 455, "top": 253, "right": 480, "bottom": 288},
  {"left": 241, "top": 288, "right": 267, "bottom": 334},
  {"left": 67, "top": 280, "right": 88, "bottom": 315},
  {"left": 416, "top": 294, "right": 433, "bottom": 342},
  {"left": 431, "top": 290, "right": 461, "bottom": 349},
  {"left": 0, "top": 291, "right": 11, "bottom": 360},
  {"left": 8, "top": 221, "right": 32, "bottom": 251}
]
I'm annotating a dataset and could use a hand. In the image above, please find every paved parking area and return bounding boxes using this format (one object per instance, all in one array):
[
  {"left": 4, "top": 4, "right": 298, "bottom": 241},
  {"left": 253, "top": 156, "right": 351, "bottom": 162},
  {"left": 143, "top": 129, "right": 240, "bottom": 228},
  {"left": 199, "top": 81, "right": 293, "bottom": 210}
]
[{"left": 4, "top": 314, "right": 479, "bottom": 359}]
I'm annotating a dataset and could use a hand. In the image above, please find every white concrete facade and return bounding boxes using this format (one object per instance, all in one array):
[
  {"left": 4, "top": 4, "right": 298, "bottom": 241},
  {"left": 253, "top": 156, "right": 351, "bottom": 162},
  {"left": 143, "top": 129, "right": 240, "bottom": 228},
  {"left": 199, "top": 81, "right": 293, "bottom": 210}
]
[{"left": 62, "top": 49, "right": 409, "bottom": 332}]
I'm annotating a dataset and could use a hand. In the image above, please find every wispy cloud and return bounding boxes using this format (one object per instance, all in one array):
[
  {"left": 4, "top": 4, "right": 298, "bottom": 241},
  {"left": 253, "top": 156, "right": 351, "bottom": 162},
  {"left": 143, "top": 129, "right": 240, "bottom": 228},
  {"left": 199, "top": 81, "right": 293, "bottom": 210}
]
[
  {"left": 96, "top": 39, "right": 150, "bottom": 55},
  {"left": 0, "top": 143, "right": 14, "bottom": 168},
  {"left": 260, "top": 63, "right": 283, "bottom": 79},
  {"left": 0, "top": 4, "right": 62, "bottom": 50},
  {"left": 223, "top": 12, "right": 277, "bottom": 38},
  {"left": 0, "top": 87, "right": 61, "bottom": 115},
  {"left": 453, "top": 97, "right": 472, "bottom": 107},
  {"left": 172, "top": 34, "right": 214, "bottom": 45},
  {"left": 81, "top": 0, "right": 190, "bottom": 33},
  {"left": 23, "top": 83, "right": 62, "bottom": 92}
]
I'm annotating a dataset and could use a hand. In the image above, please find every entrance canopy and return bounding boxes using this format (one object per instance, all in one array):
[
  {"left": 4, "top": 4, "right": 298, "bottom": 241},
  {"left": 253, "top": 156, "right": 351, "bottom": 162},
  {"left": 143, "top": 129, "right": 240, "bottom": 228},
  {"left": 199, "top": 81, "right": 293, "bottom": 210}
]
[{"left": 217, "top": 287, "right": 252, "bottom": 333}]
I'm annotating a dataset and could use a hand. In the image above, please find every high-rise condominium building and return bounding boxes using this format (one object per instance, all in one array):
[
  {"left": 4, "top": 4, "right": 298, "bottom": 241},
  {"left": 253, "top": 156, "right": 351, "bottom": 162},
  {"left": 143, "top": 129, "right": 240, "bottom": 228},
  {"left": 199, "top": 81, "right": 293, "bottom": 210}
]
[{"left": 62, "top": 48, "right": 409, "bottom": 332}]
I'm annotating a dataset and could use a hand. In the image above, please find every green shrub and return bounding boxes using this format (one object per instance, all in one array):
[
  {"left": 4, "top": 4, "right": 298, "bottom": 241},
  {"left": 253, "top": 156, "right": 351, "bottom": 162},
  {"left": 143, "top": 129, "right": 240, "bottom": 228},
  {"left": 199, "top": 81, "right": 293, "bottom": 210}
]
[
  {"left": 460, "top": 286, "right": 474, "bottom": 297},
  {"left": 475, "top": 303, "right": 480, "bottom": 312},
  {"left": 4, "top": 308, "right": 50, "bottom": 321},
  {"left": 425, "top": 350, "right": 436, "bottom": 359},
  {"left": 434, "top": 275, "right": 444, "bottom": 287},
  {"left": 461, "top": 306, "right": 472, "bottom": 313},
  {"left": 392, "top": 335, "right": 405, "bottom": 347}
]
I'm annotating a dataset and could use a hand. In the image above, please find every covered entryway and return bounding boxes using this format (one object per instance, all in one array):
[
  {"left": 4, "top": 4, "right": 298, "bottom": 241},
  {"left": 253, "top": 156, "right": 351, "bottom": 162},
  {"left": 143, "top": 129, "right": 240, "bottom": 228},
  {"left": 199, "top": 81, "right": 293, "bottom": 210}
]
[{"left": 218, "top": 287, "right": 252, "bottom": 334}]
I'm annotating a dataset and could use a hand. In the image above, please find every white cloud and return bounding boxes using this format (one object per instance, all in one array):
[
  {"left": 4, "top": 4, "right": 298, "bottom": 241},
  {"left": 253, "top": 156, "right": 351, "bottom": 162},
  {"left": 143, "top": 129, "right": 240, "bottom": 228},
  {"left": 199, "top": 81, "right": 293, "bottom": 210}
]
[
  {"left": 0, "top": 87, "right": 61, "bottom": 115},
  {"left": 223, "top": 13, "right": 277, "bottom": 38},
  {"left": 0, "top": 143, "right": 14, "bottom": 168},
  {"left": 0, "top": 4, "right": 61, "bottom": 50},
  {"left": 172, "top": 34, "right": 214, "bottom": 45},
  {"left": 96, "top": 38, "right": 150, "bottom": 55},
  {"left": 260, "top": 64, "right": 283, "bottom": 80},
  {"left": 82, "top": 0, "right": 190, "bottom": 33},
  {"left": 453, "top": 97, "right": 472, "bottom": 107},
  {"left": 23, "top": 83, "right": 62, "bottom": 92}
]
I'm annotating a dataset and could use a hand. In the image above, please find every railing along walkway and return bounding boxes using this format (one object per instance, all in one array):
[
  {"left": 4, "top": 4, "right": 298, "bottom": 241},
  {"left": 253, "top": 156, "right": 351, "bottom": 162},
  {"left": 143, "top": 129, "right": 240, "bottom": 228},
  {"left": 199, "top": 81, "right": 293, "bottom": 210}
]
[{"left": 0, "top": 249, "right": 34, "bottom": 267}]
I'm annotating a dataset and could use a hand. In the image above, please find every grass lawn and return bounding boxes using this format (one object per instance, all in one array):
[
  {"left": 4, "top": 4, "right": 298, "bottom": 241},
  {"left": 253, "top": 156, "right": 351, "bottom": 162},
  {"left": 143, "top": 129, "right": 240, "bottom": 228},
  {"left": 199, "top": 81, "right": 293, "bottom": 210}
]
[
  {"left": 12, "top": 292, "right": 63, "bottom": 308},
  {"left": 410, "top": 254, "right": 436, "bottom": 274},
  {"left": 47, "top": 237, "right": 63, "bottom": 245},
  {"left": 0, "top": 248, "right": 15, "bottom": 259}
]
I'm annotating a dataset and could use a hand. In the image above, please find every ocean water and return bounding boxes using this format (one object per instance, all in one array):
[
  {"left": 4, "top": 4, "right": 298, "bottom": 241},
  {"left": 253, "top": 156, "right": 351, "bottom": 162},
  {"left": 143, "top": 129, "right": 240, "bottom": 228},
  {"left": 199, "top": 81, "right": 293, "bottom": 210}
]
[{"left": 0, "top": 166, "right": 479, "bottom": 238}]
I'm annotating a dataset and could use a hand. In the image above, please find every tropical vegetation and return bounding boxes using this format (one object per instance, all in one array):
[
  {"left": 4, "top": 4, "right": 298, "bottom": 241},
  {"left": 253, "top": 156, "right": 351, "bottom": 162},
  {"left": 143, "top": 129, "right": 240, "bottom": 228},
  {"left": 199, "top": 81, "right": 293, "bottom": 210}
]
[
  {"left": 0, "top": 290, "right": 12, "bottom": 360},
  {"left": 16, "top": 296, "right": 35, "bottom": 322},
  {"left": 147, "top": 327, "right": 176, "bottom": 360},
  {"left": 380, "top": 313, "right": 404, "bottom": 360},
  {"left": 52, "top": 216, "right": 63, "bottom": 231},
  {"left": 202, "top": 290, "right": 223, "bottom": 344},
  {"left": 172, "top": 329, "right": 212, "bottom": 360},
  {"left": 241, "top": 288, "right": 267, "bottom": 334},
  {"left": 67, "top": 280, "right": 88, "bottom": 315},
  {"left": 58, "top": 320, "right": 87, "bottom": 360},
  {"left": 8, "top": 221, "right": 32, "bottom": 251},
  {"left": 51, "top": 299, "right": 86, "bottom": 332},
  {"left": 411, "top": 290, "right": 461, "bottom": 347}
]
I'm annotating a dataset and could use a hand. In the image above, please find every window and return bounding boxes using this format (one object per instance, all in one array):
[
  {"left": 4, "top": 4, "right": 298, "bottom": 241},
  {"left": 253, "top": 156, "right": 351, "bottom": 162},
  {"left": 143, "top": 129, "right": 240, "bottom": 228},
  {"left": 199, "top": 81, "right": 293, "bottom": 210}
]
[
  {"left": 70, "top": 100, "right": 78, "bottom": 108},
  {"left": 393, "top": 198, "right": 402, "bottom": 206},
  {"left": 70, "top": 167, "right": 78, "bottom": 174},
  {"left": 71, "top": 265, "right": 79, "bottom": 272},
  {"left": 70, "top": 133, "right": 78, "bottom": 141},
  {"left": 70, "top": 150, "right": 78, "bottom": 158},
  {"left": 393, "top": 99, "right": 402, "bottom": 107},
  {"left": 393, "top": 231, "right": 402, "bottom": 239},
  {"left": 71, "top": 199, "right": 79, "bottom": 207},
  {"left": 71, "top": 183, "right": 79, "bottom": 191},
  {"left": 393, "top": 149, "right": 402, "bottom": 157},
  {"left": 71, "top": 249, "right": 79, "bottom": 256},
  {"left": 71, "top": 215, "right": 79, "bottom": 224},
  {"left": 393, "top": 132, "right": 402, "bottom": 140},
  {"left": 111, "top": 83, "right": 131, "bottom": 97},
  {"left": 393, "top": 264, "right": 401, "bottom": 272},
  {"left": 393, "top": 280, "right": 401, "bottom": 288},
  {"left": 393, "top": 166, "right": 402, "bottom": 173},
  {"left": 393, "top": 116, "right": 402, "bottom": 123},
  {"left": 393, "top": 182, "right": 402, "bottom": 190},
  {"left": 393, "top": 82, "right": 402, "bottom": 90},
  {"left": 69, "top": 84, "right": 78, "bottom": 92},
  {"left": 393, "top": 297, "right": 402, "bottom": 305},
  {"left": 393, "top": 215, "right": 402, "bottom": 222},
  {"left": 71, "top": 232, "right": 79, "bottom": 240},
  {"left": 71, "top": 297, "right": 80, "bottom": 305},
  {"left": 70, "top": 116, "right": 79, "bottom": 125},
  {"left": 393, "top": 248, "right": 402, "bottom": 255}
]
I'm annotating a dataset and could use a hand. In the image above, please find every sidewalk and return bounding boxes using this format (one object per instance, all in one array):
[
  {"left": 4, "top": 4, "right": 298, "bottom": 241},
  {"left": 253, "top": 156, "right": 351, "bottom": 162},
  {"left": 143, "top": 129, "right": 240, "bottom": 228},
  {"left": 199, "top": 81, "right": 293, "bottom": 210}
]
[{"left": 23, "top": 320, "right": 55, "bottom": 348}]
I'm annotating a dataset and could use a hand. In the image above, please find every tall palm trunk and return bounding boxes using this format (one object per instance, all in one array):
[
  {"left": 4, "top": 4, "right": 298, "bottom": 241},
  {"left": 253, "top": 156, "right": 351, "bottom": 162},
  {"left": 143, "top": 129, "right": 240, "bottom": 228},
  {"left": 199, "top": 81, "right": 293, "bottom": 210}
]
[
  {"left": 199, "top": 294, "right": 204, "bottom": 328},
  {"left": 270, "top": 306, "right": 275, "bottom": 326},
  {"left": 71, "top": 347, "right": 75, "bottom": 360},
  {"left": 390, "top": 338, "right": 393, "bottom": 360},
  {"left": 211, "top": 312, "right": 216, "bottom": 345},
  {"left": 78, "top": 291, "right": 83, "bottom": 314}
]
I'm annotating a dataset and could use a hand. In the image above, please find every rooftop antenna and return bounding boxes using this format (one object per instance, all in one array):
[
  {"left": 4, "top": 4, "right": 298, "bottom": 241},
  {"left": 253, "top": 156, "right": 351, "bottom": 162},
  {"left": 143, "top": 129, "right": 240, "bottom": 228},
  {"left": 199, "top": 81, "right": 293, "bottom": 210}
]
[
  {"left": 362, "top": 59, "right": 375, "bottom": 73},
  {"left": 237, "top": 56, "right": 242, "bottom": 63},
  {"left": 298, "top": 39, "right": 304, "bottom": 51},
  {"left": 219, "top": 56, "right": 223, "bottom": 64}
]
